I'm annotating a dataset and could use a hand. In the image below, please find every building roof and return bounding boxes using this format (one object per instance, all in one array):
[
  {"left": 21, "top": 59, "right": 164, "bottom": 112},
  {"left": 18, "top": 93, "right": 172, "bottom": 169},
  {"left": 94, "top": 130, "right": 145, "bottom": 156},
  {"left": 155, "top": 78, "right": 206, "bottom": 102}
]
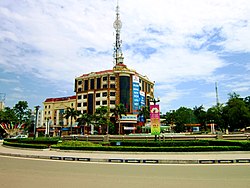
[
  {"left": 44, "top": 95, "right": 76, "bottom": 103},
  {"left": 79, "top": 69, "right": 114, "bottom": 78}
]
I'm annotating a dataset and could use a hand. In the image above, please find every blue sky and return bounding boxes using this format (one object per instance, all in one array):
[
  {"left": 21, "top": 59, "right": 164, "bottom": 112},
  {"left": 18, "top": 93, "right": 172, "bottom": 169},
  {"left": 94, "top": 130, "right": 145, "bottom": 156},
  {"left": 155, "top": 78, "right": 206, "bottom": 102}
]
[{"left": 0, "top": 0, "right": 250, "bottom": 113}]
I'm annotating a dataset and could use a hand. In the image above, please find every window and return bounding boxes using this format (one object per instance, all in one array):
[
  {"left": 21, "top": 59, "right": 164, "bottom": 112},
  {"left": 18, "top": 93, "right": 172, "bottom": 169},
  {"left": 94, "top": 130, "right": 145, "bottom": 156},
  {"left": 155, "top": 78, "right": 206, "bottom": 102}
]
[
  {"left": 77, "top": 103, "right": 81, "bottom": 107},
  {"left": 97, "top": 78, "right": 101, "bottom": 89},
  {"left": 45, "top": 106, "right": 47, "bottom": 109},
  {"left": 110, "top": 76, "right": 116, "bottom": 81},
  {"left": 78, "top": 80, "right": 82, "bottom": 85},
  {"left": 103, "top": 84, "right": 108, "bottom": 89},
  {"left": 142, "top": 80, "right": 145, "bottom": 91},
  {"left": 147, "top": 83, "right": 150, "bottom": 92},
  {"left": 103, "top": 76, "right": 107, "bottom": 81},
  {"left": 78, "top": 88, "right": 82, "bottom": 92},
  {"left": 83, "top": 102, "right": 87, "bottom": 106},
  {"left": 90, "top": 79, "right": 95, "bottom": 90},
  {"left": 78, "top": 95, "right": 82, "bottom": 99},
  {"left": 84, "top": 80, "right": 88, "bottom": 91},
  {"left": 110, "top": 100, "right": 115, "bottom": 104},
  {"left": 96, "top": 93, "right": 100, "bottom": 97},
  {"left": 110, "top": 92, "right": 115, "bottom": 96},
  {"left": 110, "top": 84, "right": 115, "bottom": 88},
  {"left": 102, "top": 92, "right": 107, "bottom": 97},
  {"left": 96, "top": 101, "right": 100, "bottom": 105},
  {"left": 102, "top": 100, "right": 107, "bottom": 105},
  {"left": 71, "top": 103, "right": 74, "bottom": 107},
  {"left": 83, "top": 95, "right": 87, "bottom": 99},
  {"left": 45, "top": 111, "right": 47, "bottom": 115}
]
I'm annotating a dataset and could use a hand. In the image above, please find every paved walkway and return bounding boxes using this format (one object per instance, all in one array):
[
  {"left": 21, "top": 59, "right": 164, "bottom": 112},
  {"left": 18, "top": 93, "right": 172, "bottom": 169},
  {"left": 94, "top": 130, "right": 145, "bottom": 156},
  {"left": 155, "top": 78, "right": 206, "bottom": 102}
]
[{"left": 1, "top": 141, "right": 250, "bottom": 164}]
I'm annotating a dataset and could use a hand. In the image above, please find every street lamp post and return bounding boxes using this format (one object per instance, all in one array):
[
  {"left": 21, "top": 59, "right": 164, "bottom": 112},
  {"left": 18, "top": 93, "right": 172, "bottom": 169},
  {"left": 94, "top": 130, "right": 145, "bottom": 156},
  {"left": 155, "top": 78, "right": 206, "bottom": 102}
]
[
  {"left": 33, "top": 105, "right": 40, "bottom": 139},
  {"left": 45, "top": 117, "right": 50, "bottom": 137}
]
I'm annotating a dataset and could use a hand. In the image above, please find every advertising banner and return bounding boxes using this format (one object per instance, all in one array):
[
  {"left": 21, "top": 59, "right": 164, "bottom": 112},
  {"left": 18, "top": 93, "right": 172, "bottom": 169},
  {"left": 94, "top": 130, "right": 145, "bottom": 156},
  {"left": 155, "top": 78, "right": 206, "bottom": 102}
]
[
  {"left": 150, "top": 105, "right": 160, "bottom": 135},
  {"left": 132, "top": 75, "right": 140, "bottom": 113},
  {"left": 139, "top": 90, "right": 145, "bottom": 109}
]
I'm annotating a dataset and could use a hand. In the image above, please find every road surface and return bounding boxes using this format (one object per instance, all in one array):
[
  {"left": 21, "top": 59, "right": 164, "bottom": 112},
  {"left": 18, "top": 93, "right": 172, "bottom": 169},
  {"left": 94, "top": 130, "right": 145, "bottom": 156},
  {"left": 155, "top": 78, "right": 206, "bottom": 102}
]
[{"left": 0, "top": 156, "right": 249, "bottom": 188}]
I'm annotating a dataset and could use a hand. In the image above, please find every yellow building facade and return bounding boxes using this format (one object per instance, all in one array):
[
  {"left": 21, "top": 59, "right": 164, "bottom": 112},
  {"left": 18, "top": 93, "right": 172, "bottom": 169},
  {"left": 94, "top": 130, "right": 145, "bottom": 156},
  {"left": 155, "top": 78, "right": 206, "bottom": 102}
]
[{"left": 43, "top": 96, "right": 76, "bottom": 127}]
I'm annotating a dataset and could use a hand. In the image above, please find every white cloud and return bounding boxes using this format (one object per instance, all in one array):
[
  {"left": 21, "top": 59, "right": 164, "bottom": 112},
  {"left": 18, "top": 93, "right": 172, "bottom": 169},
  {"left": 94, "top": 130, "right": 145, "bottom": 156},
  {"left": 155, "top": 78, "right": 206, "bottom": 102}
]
[{"left": 1, "top": 0, "right": 250, "bottom": 109}]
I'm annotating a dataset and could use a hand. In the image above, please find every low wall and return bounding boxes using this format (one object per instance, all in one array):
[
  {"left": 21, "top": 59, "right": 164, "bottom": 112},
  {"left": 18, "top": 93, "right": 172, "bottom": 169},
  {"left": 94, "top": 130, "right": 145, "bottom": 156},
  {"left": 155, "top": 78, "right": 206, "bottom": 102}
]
[{"left": 62, "top": 134, "right": 250, "bottom": 142}]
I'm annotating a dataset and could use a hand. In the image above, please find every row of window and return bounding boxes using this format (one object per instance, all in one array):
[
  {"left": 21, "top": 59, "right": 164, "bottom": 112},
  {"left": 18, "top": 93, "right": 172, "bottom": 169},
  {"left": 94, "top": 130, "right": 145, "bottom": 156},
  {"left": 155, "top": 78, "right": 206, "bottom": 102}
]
[
  {"left": 77, "top": 83, "right": 116, "bottom": 92},
  {"left": 78, "top": 92, "right": 116, "bottom": 100},
  {"left": 77, "top": 76, "right": 116, "bottom": 91},
  {"left": 77, "top": 76, "right": 115, "bottom": 85},
  {"left": 77, "top": 100, "right": 115, "bottom": 107},
  {"left": 77, "top": 76, "right": 153, "bottom": 93}
]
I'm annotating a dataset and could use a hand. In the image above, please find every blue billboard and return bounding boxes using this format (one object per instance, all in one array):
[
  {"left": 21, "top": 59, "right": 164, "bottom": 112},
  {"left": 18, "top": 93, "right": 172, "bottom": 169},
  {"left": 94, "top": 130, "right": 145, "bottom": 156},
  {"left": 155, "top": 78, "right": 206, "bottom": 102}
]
[{"left": 132, "top": 75, "right": 140, "bottom": 113}]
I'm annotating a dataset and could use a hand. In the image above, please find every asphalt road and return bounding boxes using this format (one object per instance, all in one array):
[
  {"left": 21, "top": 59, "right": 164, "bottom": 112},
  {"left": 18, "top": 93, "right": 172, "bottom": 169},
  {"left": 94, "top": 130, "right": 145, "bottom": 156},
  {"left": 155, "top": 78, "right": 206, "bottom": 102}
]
[{"left": 0, "top": 156, "right": 249, "bottom": 188}]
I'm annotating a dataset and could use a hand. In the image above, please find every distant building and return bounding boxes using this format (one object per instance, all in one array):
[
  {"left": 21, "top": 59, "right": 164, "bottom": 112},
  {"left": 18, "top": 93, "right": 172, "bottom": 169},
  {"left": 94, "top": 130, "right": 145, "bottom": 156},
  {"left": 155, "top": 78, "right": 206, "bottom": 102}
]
[
  {"left": 37, "top": 110, "right": 43, "bottom": 128},
  {"left": 43, "top": 96, "right": 76, "bottom": 127},
  {"left": 0, "top": 101, "right": 4, "bottom": 111}
]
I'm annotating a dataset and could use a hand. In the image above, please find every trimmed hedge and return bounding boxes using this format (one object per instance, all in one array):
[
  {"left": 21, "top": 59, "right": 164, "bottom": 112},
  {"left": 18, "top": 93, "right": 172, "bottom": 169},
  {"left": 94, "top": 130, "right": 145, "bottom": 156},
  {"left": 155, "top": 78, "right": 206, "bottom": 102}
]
[
  {"left": 4, "top": 137, "right": 60, "bottom": 145},
  {"left": 110, "top": 140, "right": 250, "bottom": 147},
  {"left": 4, "top": 138, "right": 250, "bottom": 152},
  {"left": 51, "top": 145, "right": 242, "bottom": 152},
  {"left": 3, "top": 141, "right": 48, "bottom": 149}
]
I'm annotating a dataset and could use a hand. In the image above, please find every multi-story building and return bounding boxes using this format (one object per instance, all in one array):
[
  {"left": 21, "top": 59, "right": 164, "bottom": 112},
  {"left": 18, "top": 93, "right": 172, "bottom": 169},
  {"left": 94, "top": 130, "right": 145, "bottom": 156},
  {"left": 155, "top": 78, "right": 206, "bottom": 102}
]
[
  {"left": 0, "top": 101, "right": 4, "bottom": 111},
  {"left": 37, "top": 110, "right": 44, "bottom": 128},
  {"left": 43, "top": 96, "right": 76, "bottom": 128},
  {"left": 74, "top": 4, "right": 155, "bottom": 134}
]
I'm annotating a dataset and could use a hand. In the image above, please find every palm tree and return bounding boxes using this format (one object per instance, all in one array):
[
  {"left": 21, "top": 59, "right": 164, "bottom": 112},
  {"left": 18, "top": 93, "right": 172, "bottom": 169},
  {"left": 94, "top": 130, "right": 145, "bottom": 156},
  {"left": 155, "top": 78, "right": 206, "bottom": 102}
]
[
  {"left": 77, "top": 113, "right": 93, "bottom": 135},
  {"left": 111, "top": 104, "right": 127, "bottom": 134},
  {"left": 94, "top": 106, "right": 108, "bottom": 134},
  {"left": 138, "top": 106, "right": 150, "bottom": 125},
  {"left": 64, "top": 107, "right": 79, "bottom": 135}
]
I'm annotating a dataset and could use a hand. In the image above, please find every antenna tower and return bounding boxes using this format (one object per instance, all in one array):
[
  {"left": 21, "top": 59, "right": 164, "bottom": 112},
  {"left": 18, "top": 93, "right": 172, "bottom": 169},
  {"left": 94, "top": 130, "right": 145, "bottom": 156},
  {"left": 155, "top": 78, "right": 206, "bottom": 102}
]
[
  {"left": 113, "top": 0, "right": 124, "bottom": 66},
  {"left": 215, "top": 82, "right": 219, "bottom": 106}
]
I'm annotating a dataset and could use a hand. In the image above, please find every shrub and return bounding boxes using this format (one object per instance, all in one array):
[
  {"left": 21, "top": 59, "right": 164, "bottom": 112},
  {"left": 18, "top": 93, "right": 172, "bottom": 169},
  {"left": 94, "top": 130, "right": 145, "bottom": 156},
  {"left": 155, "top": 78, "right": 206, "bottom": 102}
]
[{"left": 3, "top": 141, "right": 48, "bottom": 149}]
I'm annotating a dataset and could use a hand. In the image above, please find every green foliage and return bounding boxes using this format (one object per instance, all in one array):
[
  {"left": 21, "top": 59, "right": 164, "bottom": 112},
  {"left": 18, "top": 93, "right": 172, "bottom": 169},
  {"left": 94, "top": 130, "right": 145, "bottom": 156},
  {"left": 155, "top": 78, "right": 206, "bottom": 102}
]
[
  {"left": 13, "top": 101, "right": 31, "bottom": 124},
  {"left": 166, "top": 107, "right": 197, "bottom": 132},
  {"left": 64, "top": 107, "right": 80, "bottom": 134},
  {"left": 193, "top": 105, "right": 206, "bottom": 131},
  {"left": 4, "top": 138, "right": 250, "bottom": 152},
  {"left": 164, "top": 93, "right": 250, "bottom": 133},
  {"left": 111, "top": 104, "right": 127, "bottom": 134},
  {"left": 223, "top": 93, "right": 250, "bottom": 131},
  {"left": 207, "top": 104, "right": 225, "bottom": 131},
  {"left": 3, "top": 141, "right": 48, "bottom": 149},
  {"left": 54, "top": 141, "right": 101, "bottom": 147},
  {"left": 4, "top": 137, "right": 60, "bottom": 145},
  {"left": 138, "top": 106, "right": 150, "bottom": 123}
]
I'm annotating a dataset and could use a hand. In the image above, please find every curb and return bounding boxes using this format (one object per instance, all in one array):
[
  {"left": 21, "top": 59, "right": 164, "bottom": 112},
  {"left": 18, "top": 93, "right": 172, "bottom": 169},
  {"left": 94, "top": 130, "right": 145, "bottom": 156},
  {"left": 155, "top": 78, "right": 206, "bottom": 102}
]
[{"left": 1, "top": 152, "right": 250, "bottom": 164}]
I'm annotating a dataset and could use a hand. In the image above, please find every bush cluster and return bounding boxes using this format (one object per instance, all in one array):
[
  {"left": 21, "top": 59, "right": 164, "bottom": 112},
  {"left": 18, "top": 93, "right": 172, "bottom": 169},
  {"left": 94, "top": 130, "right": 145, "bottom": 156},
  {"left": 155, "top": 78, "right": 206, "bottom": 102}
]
[
  {"left": 4, "top": 138, "right": 250, "bottom": 152},
  {"left": 3, "top": 141, "right": 48, "bottom": 149}
]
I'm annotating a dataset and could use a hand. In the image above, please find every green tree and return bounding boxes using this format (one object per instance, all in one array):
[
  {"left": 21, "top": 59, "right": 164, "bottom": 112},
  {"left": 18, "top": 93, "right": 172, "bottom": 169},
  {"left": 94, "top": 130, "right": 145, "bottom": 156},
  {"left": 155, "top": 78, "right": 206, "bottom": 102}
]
[
  {"left": 0, "top": 107, "right": 18, "bottom": 124},
  {"left": 111, "top": 104, "right": 127, "bottom": 134},
  {"left": 77, "top": 113, "right": 93, "bottom": 135},
  {"left": 207, "top": 104, "right": 225, "bottom": 132},
  {"left": 64, "top": 107, "right": 79, "bottom": 135},
  {"left": 13, "top": 101, "right": 31, "bottom": 125},
  {"left": 94, "top": 106, "right": 109, "bottom": 134},
  {"left": 244, "top": 96, "right": 250, "bottom": 110},
  {"left": 172, "top": 107, "right": 197, "bottom": 132},
  {"left": 223, "top": 93, "right": 250, "bottom": 131},
  {"left": 138, "top": 106, "right": 150, "bottom": 125},
  {"left": 193, "top": 105, "right": 207, "bottom": 131}
]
